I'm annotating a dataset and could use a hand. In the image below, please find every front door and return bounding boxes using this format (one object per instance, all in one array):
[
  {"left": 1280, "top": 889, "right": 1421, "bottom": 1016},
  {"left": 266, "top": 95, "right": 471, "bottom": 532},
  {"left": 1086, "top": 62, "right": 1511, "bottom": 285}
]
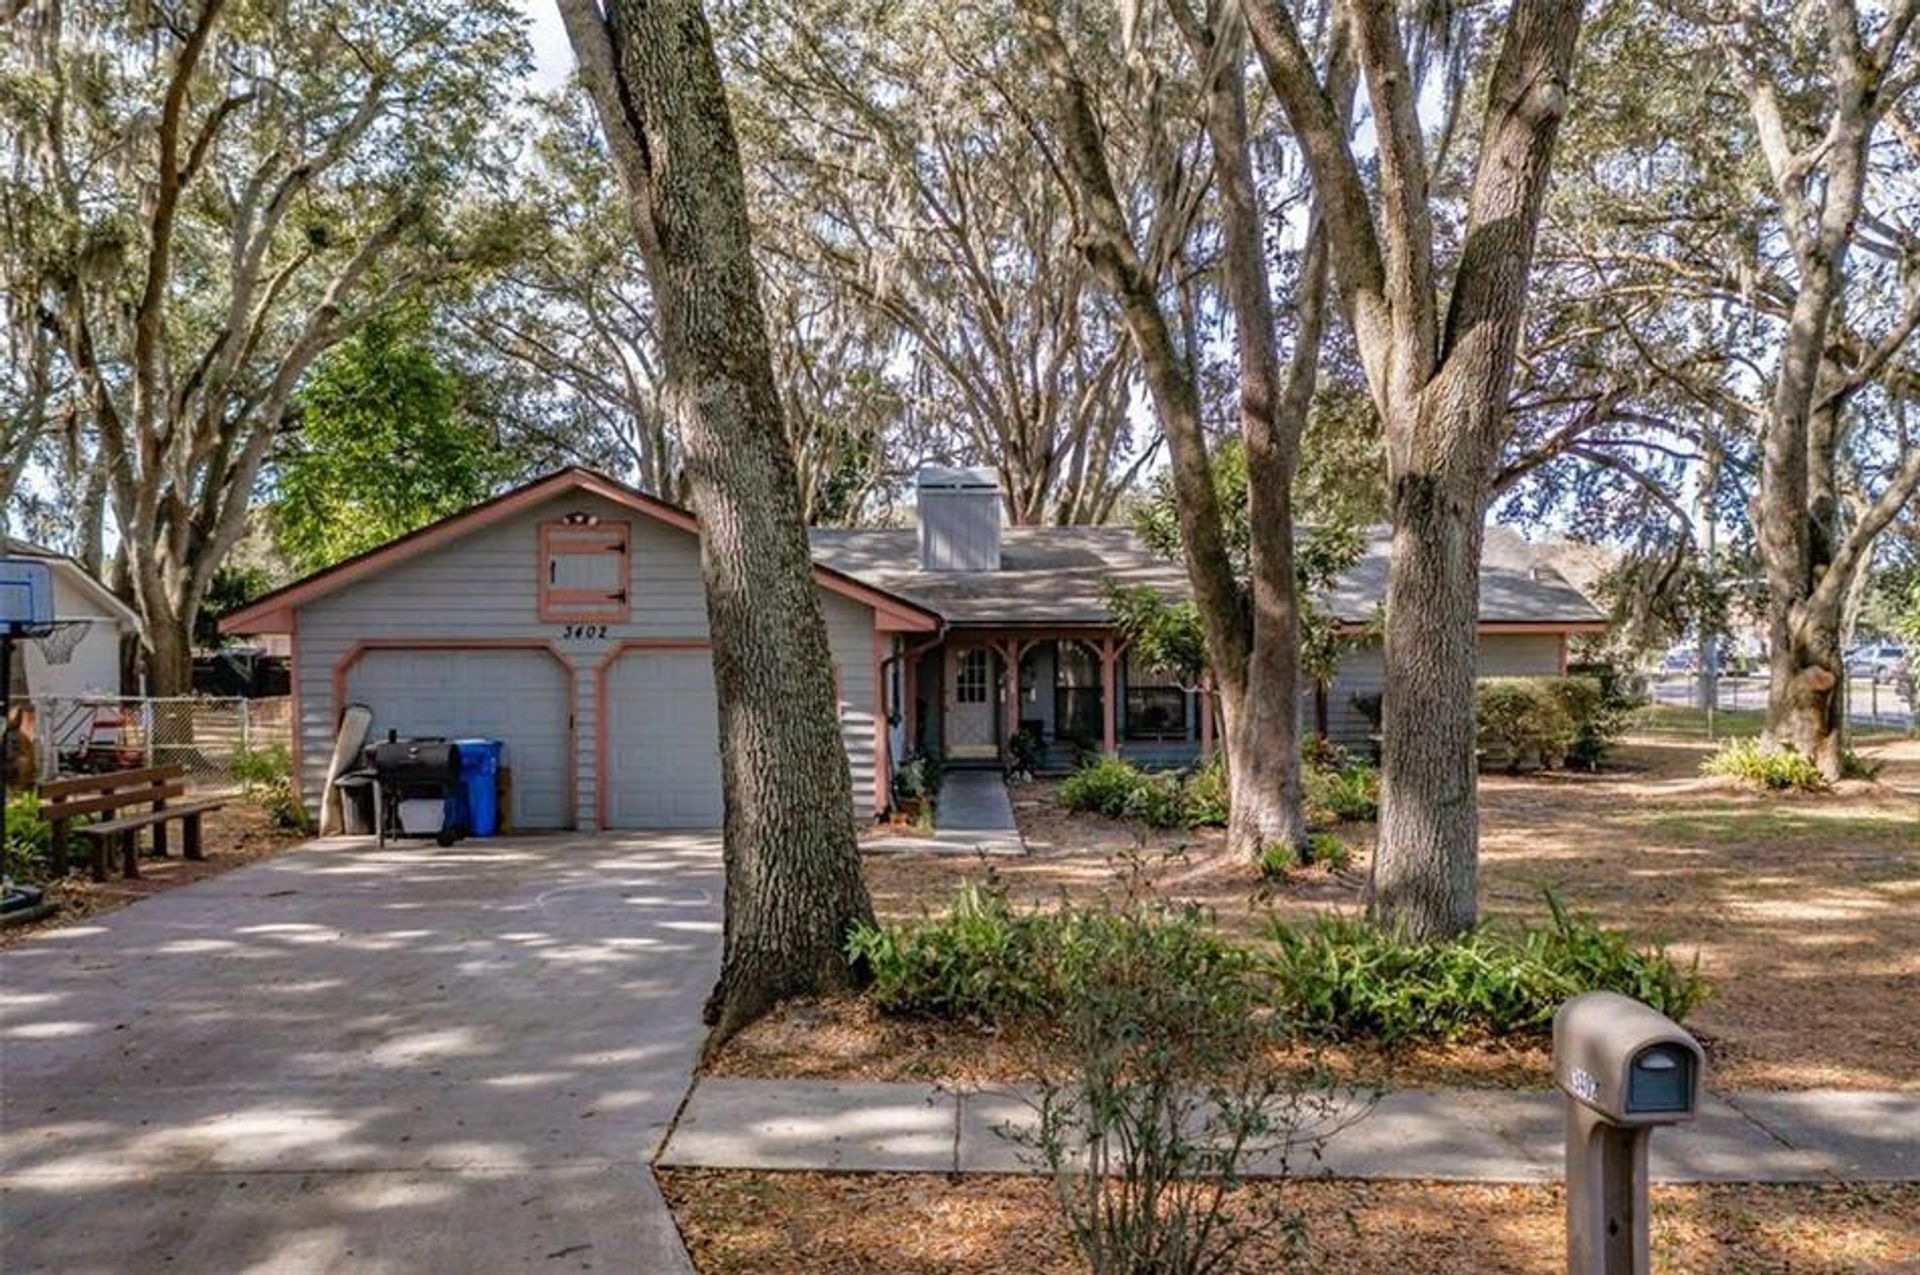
[{"left": 947, "top": 645, "right": 998, "bottom": 760}]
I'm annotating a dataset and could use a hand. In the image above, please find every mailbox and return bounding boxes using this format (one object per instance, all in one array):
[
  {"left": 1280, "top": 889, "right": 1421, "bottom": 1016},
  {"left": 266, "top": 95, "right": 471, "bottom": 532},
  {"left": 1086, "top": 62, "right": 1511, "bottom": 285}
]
[
  {"left": 1554, "top": 992, "right": 1703, "bottom": 1125},
  {"left": 1553, "top": 992, "right": 1705, "bottom": 1275}
]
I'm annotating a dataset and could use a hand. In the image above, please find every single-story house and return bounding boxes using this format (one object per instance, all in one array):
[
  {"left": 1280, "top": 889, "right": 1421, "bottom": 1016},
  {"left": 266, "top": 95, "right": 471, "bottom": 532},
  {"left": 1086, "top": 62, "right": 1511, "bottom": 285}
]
[
  {"left": 220, "top": 466, "right": 1605, "bottom": 832},
  {"left": 5, "top": 537, "right": 142, "bottom": 750}
]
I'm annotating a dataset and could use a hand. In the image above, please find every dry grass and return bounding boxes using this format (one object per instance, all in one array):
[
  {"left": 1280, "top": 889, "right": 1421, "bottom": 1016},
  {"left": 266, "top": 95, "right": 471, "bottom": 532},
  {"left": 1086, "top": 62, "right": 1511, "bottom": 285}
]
[
  {"left": 661, "top": 1170, "right": 1920, "bottom": 1274},
  {"left": 0, "top": 799, "right": 308, "bottom": 948},
  {"left": 715, "top": 736, "right": 1919, "bottom": 1092}
]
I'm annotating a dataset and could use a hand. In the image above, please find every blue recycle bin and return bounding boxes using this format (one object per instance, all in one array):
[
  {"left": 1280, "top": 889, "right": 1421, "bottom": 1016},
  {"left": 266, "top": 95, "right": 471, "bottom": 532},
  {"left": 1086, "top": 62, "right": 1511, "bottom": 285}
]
[{"left": 452, "top": 738, "right": 504, "bottom": 837}]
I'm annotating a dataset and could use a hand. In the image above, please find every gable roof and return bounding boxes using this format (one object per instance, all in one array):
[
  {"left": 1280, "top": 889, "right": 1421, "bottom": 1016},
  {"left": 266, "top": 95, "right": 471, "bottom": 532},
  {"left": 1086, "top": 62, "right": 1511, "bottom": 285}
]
[
  {"left": 808, "top": 523, "right": 1607, "bottom": 629},
  {"left": 218, "top": 468, "right": 939, "bottom": 635},
  {"left": 216, "top": 465, "right": 1604, "bottom": 639},
  {"left": 2, "top": 537, "right": 143, "bottom": 630}
]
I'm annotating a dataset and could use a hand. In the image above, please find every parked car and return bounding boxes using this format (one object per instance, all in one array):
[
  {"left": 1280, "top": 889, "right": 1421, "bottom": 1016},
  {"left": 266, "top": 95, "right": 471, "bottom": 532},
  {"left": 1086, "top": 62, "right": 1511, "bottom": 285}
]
[
  {"left": 1845, "top": 642, "right": 1909, "bottom": 679},
  {"left": 1660, "top": 647, "right": 1695, "bottom": 673}
]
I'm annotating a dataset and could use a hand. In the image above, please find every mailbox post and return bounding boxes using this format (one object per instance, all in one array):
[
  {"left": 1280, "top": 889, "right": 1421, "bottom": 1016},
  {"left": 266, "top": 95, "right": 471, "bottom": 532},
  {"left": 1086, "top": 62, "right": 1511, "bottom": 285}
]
[{"left": 1554, "top": 992, "right": 1705, "bottom": 1275}]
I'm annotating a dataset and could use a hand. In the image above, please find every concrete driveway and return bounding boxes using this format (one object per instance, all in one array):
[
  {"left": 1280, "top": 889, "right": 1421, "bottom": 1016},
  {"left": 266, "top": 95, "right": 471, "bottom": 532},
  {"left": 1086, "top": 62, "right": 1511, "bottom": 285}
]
[{"left": 1, "top": 831, "right": 722, "bottom": 1273}]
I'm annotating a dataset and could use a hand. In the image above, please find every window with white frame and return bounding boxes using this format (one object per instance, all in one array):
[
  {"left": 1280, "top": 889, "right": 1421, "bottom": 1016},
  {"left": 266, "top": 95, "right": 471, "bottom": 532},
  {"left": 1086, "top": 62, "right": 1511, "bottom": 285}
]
[{"left": 955, "top": 648, "right": 990, "bottom": 703}]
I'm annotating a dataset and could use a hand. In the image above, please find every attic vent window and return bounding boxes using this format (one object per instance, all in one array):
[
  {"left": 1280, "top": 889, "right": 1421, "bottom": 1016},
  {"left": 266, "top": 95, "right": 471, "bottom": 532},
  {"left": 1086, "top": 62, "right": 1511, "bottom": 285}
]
[{"left": 540, "top": 518, "right": 631, "bottom": 623}]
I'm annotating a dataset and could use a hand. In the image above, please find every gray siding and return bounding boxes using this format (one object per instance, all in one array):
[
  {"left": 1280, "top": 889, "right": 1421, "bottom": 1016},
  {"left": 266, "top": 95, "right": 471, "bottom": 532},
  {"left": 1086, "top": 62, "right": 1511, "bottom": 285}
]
[
  {"left": 1321, "top": 632, "right": 1564, "bottom": 747},
  {"left": 294, "top": 491, "right": 883, "bottom": 828}
]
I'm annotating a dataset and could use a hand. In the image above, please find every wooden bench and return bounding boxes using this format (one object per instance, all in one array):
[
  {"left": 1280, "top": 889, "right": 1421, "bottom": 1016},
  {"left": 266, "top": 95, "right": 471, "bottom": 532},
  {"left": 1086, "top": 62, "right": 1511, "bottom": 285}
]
[{"left": 40, "top": 765, "right": 226, "bottom": 883}]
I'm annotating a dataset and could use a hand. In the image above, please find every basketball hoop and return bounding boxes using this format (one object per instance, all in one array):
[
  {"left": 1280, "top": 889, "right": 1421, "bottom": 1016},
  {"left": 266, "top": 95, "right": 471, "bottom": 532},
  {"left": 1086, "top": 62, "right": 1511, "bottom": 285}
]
[{"left": 32, "top": 619, "right": 91, "bottom": 665}]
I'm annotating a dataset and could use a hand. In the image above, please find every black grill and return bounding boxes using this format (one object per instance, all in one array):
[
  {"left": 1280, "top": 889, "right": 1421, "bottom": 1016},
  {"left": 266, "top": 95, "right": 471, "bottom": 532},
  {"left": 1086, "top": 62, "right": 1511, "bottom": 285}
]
[{"left": 367, "top": 739, "right": 462, "bottom": 785}]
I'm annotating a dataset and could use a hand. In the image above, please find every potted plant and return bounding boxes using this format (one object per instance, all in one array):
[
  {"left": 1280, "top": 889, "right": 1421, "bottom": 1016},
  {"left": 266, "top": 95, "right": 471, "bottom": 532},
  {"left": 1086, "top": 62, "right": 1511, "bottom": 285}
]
[{"left": 891, "top": 750, "right": 944, "bottom": 820}]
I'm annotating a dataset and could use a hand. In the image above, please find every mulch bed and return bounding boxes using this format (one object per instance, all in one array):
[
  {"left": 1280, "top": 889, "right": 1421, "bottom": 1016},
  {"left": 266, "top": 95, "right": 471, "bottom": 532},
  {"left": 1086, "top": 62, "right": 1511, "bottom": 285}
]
[
  {"left": 715, "top": 737, "right": 1920, "bottom": 1092},
  {"left": 660, "top": 1170, "right": 1920, "bottom": 1274}
]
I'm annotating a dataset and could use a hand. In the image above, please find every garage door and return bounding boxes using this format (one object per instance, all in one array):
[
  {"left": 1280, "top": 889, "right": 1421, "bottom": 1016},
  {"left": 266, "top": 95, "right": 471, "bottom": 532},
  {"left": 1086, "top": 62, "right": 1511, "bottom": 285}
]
[
  {"left": 604, "top": 648, "right": 723, "bottom": 828},
  {"left": 345, "top": 648, "right": 572, "bottom": 830}
]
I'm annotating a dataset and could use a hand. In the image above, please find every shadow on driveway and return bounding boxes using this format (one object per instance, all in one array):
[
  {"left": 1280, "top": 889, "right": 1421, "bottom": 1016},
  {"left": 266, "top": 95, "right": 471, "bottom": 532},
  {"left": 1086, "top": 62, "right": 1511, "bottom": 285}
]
[{"left": 1, "top": 831, "right": 722, "bottom": 1273}]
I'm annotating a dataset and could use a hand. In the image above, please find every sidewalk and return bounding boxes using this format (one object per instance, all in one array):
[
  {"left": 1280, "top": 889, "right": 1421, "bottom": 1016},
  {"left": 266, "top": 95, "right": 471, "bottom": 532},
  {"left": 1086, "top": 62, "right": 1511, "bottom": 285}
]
[
  {"left": 657, "top": 1077, "right": 1920, "bottom": 1184},
  {"left": 865, "top": 769, "right": 1024, "bottom": 855}
]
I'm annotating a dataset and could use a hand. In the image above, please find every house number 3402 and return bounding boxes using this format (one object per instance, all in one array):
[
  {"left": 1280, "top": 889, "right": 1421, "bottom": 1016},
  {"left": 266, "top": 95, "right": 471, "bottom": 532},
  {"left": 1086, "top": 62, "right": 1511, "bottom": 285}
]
[{"left": 561, "top": 624, "right": 609, "bottom": 640}]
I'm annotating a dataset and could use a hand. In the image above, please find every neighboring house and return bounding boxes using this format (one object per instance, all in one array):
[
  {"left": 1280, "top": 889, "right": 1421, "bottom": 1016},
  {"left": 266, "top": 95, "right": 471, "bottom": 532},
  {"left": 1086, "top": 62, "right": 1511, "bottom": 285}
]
[
  {"left": 220, "top": 466, "right": 1605, "bottom": 832},
  {"left": 4, "top": 539, "right": 141, "bottom": 746}
]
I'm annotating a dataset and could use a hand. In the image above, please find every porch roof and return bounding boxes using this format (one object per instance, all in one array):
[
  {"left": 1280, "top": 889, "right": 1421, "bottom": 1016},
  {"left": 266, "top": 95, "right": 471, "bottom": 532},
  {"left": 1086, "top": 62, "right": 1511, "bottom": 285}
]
[{"left": 807, "top": 523, "right": 1607, "bottom": 629}]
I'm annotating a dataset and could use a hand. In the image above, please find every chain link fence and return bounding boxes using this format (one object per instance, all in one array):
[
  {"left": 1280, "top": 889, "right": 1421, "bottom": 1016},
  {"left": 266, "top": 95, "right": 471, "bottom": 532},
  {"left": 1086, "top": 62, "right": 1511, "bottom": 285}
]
[
  {"left": 1646, "top": 674, "right": 1915, "bottom": 734},
  {"left": 28, "top": 696, "right": 294, "bottom": 789}
]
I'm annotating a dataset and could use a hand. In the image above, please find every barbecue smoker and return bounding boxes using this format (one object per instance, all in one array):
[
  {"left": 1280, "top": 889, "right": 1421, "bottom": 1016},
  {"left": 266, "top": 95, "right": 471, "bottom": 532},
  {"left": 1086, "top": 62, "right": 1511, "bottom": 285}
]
[{"left": 365, "top": 735, "right": 466, "bottom": 847}]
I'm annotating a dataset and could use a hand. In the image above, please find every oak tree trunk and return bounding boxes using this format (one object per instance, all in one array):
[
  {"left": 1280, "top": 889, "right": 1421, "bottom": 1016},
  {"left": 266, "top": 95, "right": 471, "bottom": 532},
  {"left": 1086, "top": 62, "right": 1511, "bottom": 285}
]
[
  {"left": 560, "top": 0, "right": 874, "bottom": 1044},
  {"left": 1247, "top": 0, "right": 1582, "bottom": 937},
  {"left": 1373, "top": 415, "right": 1487, "bottom": 937}
]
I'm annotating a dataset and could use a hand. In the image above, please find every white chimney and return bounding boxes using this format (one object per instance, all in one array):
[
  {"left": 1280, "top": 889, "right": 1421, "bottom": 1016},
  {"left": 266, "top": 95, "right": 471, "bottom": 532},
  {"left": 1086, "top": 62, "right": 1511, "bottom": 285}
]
[{"left": 917, "top": 466, "right": 1001, "bottom": 571}]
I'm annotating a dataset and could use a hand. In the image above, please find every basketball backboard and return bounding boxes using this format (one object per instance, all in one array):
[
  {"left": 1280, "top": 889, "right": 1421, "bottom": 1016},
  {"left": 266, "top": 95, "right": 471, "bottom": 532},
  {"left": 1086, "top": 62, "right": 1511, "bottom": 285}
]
[{"left": 0, "top": 557, "right": 56, "bottom": 638}]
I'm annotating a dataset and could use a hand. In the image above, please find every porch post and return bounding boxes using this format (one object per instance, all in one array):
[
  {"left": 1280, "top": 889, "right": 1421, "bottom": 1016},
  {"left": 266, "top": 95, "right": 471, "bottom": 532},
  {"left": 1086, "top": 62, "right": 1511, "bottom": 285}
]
[
  {"left": 1199, "top": 674, "right": 1215, "bottom": 760},
  {"left": 1100, "top": 638, "right": 1119, "bottom": 756}
]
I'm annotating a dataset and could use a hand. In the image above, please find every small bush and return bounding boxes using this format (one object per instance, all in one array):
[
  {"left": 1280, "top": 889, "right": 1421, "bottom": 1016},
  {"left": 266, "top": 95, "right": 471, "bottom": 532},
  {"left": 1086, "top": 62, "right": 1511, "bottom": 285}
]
[
  {"left": 1700, "top": 738, "right": 1829, "bottom": 791},
  {"left": 849, "top": 878, "right": 1259, "bottom": 1026},
  {"left": 1267, "top": 896, "right": 1707, "bottom": 1044},
  {"left": 1475, "top": 678, "right": 1577, "bottom": 771},
  {"left": 1303, "top": 832, "right": 1351, "bottom": 871},
  {"left": 1305, "top": 761, "right": 1379, "bottom": 825},
  {"left": 1009, "top": 896, "right": 1346, "bottom": 1275},
  {"left": 1059, "top": 756, "right": 1148, "bottom": 819},
  {"left": 1180, "top": 754, "right": 1230, "bottom": 827},
  {"left": 230, "top": 744, "right": 312, "bottom": 831},
  {"left": 1121, "top": 772, "right": 1184, "bottom": 828},
  {"left": 892, "top": 751, "right": 944, "bottom": 801},
  {"left": 4, "top": 790, "right": 53, "bottom": 884},
  {"left": 1840, "top": 749, "right": 1884, "bottom": 781}
]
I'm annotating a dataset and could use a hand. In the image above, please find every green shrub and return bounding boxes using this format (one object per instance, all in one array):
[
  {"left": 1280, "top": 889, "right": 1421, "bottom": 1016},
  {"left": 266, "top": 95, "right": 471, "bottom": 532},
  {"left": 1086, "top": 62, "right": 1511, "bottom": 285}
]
[
  {"left": 1305, "top": 761, "right": 1379, "bottom": 825},
  {"left": 4, "top": 789, "right": 53, "bottom": 884},
  {"left": 1303, "top": 832, "right": 1351, "bottom": 871},
  {"left": 230, "top": 743, "right": 312, "bottom": 831},
  {"left": 1009, "top": 895, "right": 1342, "bottom": 1275},
  {"left": 1122, "top": 772, "right": 1184, "bottom": 828},
  {"left": 1700, "top": 738, "right": 1829, "bottom": 791},
  {"left": 1840, "top": 749, "right": 1884, "bottom": 781},
  {"left": 1059, "top": 756, "right": 1147, "bottom": 819},
  {"left": 849, "top": 879, "right": 1258, "bottom": 1026},
  {"left": 1266, "top": 896, "right": 1707, "bottom": 1044},
  {"left": 1180, "top": 754, "right": 1230, "bottom": 827},
  {"left": 1475, "top": 678, "right": 1577, "bottom": 771},
  {"left": 892, "top": 751, "right": 944, "bottom": 801}
]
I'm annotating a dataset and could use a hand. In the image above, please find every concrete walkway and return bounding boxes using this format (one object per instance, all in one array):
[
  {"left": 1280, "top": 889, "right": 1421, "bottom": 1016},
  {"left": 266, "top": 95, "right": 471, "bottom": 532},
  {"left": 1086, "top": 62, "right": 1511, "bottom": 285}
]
[
  {"left": 658, "top": 1077, "right": 1920, "bottom": 1184},
  {"left": 1, "top": 831, "right": 724, "bottom": 1274},
  {"left": 866, "top": 768, "right": 1024, "bottom": 855}
]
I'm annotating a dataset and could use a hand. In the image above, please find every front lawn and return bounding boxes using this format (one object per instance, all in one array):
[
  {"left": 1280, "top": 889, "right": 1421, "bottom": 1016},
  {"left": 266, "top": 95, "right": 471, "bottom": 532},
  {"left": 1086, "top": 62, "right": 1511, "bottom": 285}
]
[{"left": 712, "top": 735, "right": 1919, "bottom": 1091}]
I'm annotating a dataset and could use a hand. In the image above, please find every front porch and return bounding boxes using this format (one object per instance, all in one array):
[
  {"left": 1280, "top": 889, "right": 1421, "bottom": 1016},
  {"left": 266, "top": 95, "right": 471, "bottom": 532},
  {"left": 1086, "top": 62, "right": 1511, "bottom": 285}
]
[{"left": 886, "top": 629, "right": 1215, "bottom": 774}]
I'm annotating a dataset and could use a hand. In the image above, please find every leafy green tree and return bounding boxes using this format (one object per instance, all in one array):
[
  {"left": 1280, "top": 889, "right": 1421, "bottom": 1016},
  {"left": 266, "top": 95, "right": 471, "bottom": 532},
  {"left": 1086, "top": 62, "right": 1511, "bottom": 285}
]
[
  {"left": 2, "top": 0, "right": 527, "bottom": 692},
  {"left": 273, "top": 313, "right": 504, "bottom": 573}
]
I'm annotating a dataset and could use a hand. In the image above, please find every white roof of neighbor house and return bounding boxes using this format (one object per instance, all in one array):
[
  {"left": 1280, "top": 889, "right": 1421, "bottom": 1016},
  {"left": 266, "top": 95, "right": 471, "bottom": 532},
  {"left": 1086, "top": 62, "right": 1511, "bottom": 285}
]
[
  {"left": 1, "top": 537, "right": 142, "bottom": 630},
  {"left": 808, "top": 522, "right": 1607, "bottom": 628}
]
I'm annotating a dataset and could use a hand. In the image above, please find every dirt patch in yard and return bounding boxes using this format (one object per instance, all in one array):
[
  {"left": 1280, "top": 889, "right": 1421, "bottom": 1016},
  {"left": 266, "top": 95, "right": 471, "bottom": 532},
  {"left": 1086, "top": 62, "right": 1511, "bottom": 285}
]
[
  {"left": 661, "top": 1171, "right": 1920, "bottom": 1274},
  {"left": 716, "top": 738, "right": 1919, "bottom": 1092},
  {"left": 1, "top": 798, "right": 308, "bottom": 948}
]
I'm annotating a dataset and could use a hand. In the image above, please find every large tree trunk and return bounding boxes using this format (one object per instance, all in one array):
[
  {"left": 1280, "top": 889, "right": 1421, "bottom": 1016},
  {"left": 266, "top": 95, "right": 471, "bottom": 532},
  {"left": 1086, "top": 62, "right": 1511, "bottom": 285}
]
[
  {"left": 1373, "top": 413, "right": 1487, "bottom": 937},
  {"left": 1247, "top": 0, "right": 1582, "bottom": 937},
  {"left": 560, "top": 0, "right": 873, "bottom": 1044}
]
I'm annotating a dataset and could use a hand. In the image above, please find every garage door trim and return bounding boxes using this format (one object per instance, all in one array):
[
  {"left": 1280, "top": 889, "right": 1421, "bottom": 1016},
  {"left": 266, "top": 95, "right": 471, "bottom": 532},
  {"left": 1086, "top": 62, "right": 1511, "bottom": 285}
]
[
  {"left": 332, "top": 639, "right": 578, "bottom": 828},
  {"left": 594, "top": 638, "right": 713, "bottom": 829}
]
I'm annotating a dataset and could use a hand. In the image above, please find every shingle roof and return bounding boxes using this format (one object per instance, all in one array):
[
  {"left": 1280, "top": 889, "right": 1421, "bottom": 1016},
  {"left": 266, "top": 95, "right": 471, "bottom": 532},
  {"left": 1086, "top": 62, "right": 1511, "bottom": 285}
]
[{"left": 807, "top": 523, "right": 1606, "bottom": 628}]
